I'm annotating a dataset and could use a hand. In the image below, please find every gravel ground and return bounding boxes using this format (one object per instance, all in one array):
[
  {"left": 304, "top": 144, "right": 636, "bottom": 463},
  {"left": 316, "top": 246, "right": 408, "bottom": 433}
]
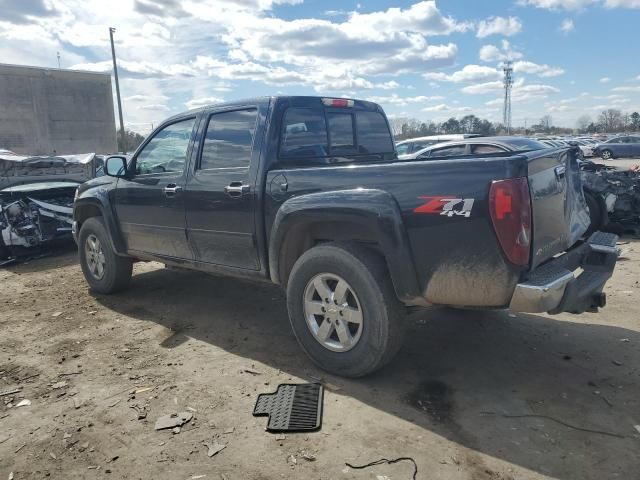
[{"left": 0, "top": 237, "right": 639, "bottom": 480}]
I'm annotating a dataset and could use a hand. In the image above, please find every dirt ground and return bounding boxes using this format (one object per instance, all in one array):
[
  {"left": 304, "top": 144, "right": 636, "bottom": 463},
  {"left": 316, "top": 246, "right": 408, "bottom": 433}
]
[{"left": 1, "top": 234, "right": 639, "bottom": 480}]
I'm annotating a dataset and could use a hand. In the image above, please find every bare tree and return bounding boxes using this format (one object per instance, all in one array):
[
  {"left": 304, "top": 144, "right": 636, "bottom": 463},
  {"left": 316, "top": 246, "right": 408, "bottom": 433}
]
[
  {"left": 598, "top": 109, "right": 623, "bottom": 132},
  {"left": 576, "top": 114, "right": 592, "bottom": 132},
  {"left": 539, "top": 115, "right": 553, "bottom": 132}
]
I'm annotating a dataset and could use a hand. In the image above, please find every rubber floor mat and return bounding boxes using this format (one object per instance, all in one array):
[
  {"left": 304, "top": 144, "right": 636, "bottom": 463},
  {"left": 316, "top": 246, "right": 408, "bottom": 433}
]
[{"left": 253, "top": 383, "right": 323, "bottom": 432}]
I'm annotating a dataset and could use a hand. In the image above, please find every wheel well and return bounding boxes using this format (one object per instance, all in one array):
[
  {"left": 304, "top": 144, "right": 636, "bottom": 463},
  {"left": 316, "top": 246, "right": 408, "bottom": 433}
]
[
  {"left": 75, "top": 204, "right": 102, "bottom": 231},
  {"left": 277, "top": 221, "right": 382, "bottom": 287}
]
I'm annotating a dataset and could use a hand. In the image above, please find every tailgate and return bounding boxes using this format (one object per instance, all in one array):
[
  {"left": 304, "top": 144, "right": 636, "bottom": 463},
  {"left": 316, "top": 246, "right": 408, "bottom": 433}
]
[{"left": 527, "top": 147, "right": 590, "bottom": 269}]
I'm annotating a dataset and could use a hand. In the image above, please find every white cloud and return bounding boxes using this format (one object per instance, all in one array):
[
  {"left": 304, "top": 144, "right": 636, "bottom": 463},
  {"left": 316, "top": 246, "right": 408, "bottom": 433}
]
[
  {"left": 559, "top": 18, "right": 575, "bottom": 33},
  {"left": 519, "top": 0, "right": 640, "bottom": 8},
  {"left": 462, "top": 81, "right": 505, "bottom": 95},
  {"left": 476, "top": 16, "right": 522, "bottom": 38},
  {"left": 513, "top": 60, "right": 565, "bottom": 77},
  {"left": 600, "top": 77, "right": 611, "bottom": 83},
  {"left": 479, "top": 40, "right": 523, "bottom": 62},
  {"left": 185, "top": 96, "right": 225, "bottom": 109},
  {"left": 604, "top": 0, "right": 640, "bottom": 7},
  {"left": 365, "top": 94, "right": 445, "bottom": 106},
  {"left": 611, "top": 85, "right": 640, "bottom": 92},
  {"left": 422, "top": 103, "right": 451, "bottom": 112},
  {"left": 424, "top": 64, "right": 502, "bottom": 83},
  {"left": 517, "top": 0, "right": 598, "bottom": 9},
  {"left": 140, "top": 104, "right": 171, "bottom": 111}
]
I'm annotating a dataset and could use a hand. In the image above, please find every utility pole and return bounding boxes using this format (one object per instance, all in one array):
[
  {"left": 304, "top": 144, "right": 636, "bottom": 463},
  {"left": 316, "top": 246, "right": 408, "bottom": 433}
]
[
  {"left": 502, "top": 61, "right": 513, "bottom": 135},
  {"left": 109, "top": 27, "right": 126, "bottom": 153},
  {"left": 56, "top": 51, "right": 61, "bottom": 68}
]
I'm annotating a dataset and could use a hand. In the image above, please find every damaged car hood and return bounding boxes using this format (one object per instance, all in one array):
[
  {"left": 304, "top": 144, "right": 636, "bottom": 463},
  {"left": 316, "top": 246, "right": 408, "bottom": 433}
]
[{"left": 0, "top": 151, "right": 98, "bottom": 190}]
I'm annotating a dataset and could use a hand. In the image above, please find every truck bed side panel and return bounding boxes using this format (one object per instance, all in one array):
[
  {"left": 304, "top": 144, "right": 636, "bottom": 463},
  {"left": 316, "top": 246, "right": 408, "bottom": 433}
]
[{"left": 266, "top": 156, "right": 527, "bottom": 307}]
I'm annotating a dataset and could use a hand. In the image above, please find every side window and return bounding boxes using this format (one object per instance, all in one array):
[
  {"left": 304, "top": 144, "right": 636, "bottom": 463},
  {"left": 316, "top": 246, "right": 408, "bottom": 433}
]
[
  {"left": 356, "top": 111, "right": 394, "bottom": 154},
  {"left": 395, "top": 143, "right": 410, "bottom": 155},
  {"left": 280, "top": 108, "right": 328, "bottom": 158},
  {"left": 327, "top": 113, "right": 356, "bottom": 154},
  {"left": 200, "top": 109, "right": 257, "bottom": 170},
  {"left": 471, "top": 144, "right": 507, "bottom": 154},
  {"left": 135, "top": 118, "right": 195, "bottom": 175},
  {"left": 430, "top": 145, "right": 467, "bottom": 157}
]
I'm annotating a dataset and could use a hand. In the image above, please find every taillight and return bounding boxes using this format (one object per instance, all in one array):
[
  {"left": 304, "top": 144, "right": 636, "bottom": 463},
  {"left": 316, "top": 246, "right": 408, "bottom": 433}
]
[
  {"left": 489, "top": 177, "right": 532, "bottom": 266},
  {"left": 321, "top": 98, "right": 354, "bottom": 108}
]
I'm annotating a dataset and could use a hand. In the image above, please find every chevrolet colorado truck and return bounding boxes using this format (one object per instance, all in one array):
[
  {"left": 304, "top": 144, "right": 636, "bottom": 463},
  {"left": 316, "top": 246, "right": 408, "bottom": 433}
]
[{"left": 73, "top": 96, "right": 618, "bottom": 377}]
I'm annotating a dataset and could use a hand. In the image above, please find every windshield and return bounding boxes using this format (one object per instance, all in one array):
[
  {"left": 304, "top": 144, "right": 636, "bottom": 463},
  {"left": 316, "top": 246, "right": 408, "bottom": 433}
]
[{"left": 502, "top": 138, "right": 548, "bottom": 151}]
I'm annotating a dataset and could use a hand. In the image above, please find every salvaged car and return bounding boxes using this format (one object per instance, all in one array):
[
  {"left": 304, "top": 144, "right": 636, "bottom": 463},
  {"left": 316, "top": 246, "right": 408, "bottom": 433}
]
[
  {"left": 581, "top": 160, "right": 640, "bottom": 234},
  {"left": 0, "top": 151, "right": 99, "bottom": 263}
]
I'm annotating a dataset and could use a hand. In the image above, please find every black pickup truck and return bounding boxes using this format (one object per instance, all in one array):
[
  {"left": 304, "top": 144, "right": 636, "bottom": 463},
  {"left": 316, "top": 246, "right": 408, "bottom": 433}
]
[{"left": 73, "top": 96, "right": 618, "bottom": 377}]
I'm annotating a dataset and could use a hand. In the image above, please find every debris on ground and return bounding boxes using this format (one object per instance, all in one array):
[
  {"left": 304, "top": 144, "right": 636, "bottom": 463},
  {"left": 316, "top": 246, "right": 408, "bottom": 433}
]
[
  {"left": 223, "top": 427, "right": 234, "bottom": 434},
  {"left": 242, "top": 367, "right": 262, "bottom": 375},
  {"left": 345, "top": 457, "right": 419, "bottom": 480},
  {"left": 0, "top": 388, "right": 21, "bottom": 397},
  {"left": 15, "top": 399, "right": 31, "bottom": 407},
  {"left": 203, "top": 440, "right": 227, "bottom": 457},
  {"left": 287, "top": 454, "right": 297, "bottom": 467},
  {"left": 130, "top": 404, "right": 148, "bottom": 420},
  {"left": 154, "top": 412, "right": 193, "bottom": 431}
]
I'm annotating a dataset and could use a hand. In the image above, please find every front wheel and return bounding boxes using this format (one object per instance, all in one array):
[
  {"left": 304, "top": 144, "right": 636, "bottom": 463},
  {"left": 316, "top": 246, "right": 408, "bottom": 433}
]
[
  {"left": 286, "top": 243, "right": 406, "bottom": 378},
  {"left": 78, "top": 217, "right": 132, "bottom": 294},
  {"left": 601, "top": 149, "right": 613, "bottom": 160}
]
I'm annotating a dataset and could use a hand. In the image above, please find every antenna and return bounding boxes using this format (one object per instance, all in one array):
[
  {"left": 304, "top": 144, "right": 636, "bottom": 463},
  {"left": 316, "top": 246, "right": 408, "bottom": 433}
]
[{"left": 503, "top": 61, "right": 513, "bottom": 135}]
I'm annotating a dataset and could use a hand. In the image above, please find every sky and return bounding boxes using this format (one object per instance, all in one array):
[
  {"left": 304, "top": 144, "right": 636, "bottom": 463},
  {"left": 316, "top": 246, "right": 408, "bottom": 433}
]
[{"left": 1, "top": 0, "right": 639, "bottom": 134}]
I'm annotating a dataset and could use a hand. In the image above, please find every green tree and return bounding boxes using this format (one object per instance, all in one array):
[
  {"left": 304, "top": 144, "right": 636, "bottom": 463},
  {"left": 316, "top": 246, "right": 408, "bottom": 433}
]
[{"left": 630, "top": 112, "right": 640, "bottom": 131}]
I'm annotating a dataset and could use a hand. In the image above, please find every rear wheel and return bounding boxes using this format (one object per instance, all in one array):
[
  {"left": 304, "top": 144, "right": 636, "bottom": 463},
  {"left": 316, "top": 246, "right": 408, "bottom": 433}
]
[
  {"left": 584, "top": 191, "right": 605, "bottom": 236},
  {"left": 286, "top": 243, "right": 406, "bottom": 378},
  {"left": 78, "top": 217, "right": 132, "bottom": 294},
  {"left": 601, "top": 149, "right": 613, "bottom": 160}
]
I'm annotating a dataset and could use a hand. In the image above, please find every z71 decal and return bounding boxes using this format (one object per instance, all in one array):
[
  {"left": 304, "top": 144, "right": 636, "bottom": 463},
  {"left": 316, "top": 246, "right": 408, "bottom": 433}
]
[{"left": 414, "top": 196, "right": 475, "bottom": 218}]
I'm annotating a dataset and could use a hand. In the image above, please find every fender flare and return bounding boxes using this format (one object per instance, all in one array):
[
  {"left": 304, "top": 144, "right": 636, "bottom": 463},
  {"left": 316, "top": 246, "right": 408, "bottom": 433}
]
[
  {"left": 268, "top": 188, "right": 422, "bottom": 303},
  {"left": 73, "top": 196, "right": 128, "bottom": 255}
]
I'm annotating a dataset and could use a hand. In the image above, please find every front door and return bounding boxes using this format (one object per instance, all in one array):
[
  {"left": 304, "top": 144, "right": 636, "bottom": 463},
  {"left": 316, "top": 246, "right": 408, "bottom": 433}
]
[
  {"left": 114, "top": 117, "right": 197, "bottom": 259},
  {"left": 184, "top": 108, "right": 261, "bottom": 270}
]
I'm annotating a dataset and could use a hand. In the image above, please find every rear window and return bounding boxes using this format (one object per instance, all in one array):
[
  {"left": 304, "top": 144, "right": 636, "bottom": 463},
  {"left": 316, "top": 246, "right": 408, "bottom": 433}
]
[
  {"left": 280, "top": 108, "right": 329, "bottom": 158},
  {"left": 327, "top": 113, "right": 356, "bottom": 154},
  {"left": 356, "top": 111, "right": 393, "bottom": 154},
  {"left": 280, "top": 107, "right": 393, "bottom": 159}
]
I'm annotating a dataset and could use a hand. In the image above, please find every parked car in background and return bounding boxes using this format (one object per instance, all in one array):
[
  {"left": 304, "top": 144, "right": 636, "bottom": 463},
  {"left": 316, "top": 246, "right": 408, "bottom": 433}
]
[
  {"left": 593, "top": 135, "right": 640, "bottom": 159},
  {"left": 395, "top": 134, "right": 479, "bottom": 156},
  {"left": 398, "top": 136, "right": 548, "bottom": 160},
  {"left": 567, "top": 139, "right": 595, "bottom": 159}
]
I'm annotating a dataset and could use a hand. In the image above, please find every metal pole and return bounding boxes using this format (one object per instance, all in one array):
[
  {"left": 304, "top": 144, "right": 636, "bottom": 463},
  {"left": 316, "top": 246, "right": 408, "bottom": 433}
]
[
  {"left": 109, "top": 27, "right": 126, "bottom": 153},
  {"left": 56, "top": 51, "right": 60, "bottom": 68}
]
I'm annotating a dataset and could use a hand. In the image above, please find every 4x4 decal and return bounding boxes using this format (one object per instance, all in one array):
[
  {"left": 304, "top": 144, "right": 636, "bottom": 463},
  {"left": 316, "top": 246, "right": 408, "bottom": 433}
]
[{"left": 414, "top": 196, "right": 475, "bottom": 218}]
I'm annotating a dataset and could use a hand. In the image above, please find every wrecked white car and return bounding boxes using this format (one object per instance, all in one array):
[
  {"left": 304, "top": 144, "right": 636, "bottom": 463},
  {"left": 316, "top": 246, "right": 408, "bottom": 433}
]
[{"left": 0, "top": 151, "right": 100, "bottom": 263}]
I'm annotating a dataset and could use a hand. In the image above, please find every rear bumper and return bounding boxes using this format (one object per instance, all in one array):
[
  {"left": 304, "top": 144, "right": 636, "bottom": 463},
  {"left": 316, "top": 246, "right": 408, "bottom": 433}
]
[{"left": 509, "top": 231, "right": 618, "bottom": 314}]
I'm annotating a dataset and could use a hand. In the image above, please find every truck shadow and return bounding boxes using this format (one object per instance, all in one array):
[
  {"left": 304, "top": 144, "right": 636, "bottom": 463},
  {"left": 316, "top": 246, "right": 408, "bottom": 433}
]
[{"left": 95, "top": 266, "right": 639, "bottom": 480}]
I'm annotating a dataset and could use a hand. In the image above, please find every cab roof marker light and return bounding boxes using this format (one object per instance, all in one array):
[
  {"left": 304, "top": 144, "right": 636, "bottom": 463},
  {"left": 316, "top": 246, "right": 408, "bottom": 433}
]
[{"left": 322, "top": 98, "right": 354, "bottom": 108}]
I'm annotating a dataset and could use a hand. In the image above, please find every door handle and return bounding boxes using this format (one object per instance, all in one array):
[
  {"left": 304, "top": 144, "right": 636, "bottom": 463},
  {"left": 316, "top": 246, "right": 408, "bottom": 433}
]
[
  {"left": 163, "top": 184, "right": 183, "bottom": 196},
  {"left": 224, "top": 182, "right": 251, "bottom": 198}
]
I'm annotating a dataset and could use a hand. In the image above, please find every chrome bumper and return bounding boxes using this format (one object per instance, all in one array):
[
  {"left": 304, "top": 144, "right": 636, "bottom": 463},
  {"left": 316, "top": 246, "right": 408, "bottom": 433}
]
[{"left": 509, "top": 231, "right": 618, "bottom": 314}]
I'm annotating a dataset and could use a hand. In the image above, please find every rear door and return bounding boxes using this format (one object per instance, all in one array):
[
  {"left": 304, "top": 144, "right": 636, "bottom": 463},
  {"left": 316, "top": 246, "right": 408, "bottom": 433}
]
[
  {"left": 184, "top": 106, "right": 263, "bottom": 270},
  {"left": 630, "top": 136, "right": 640, "bottom": 156},
  {"left": 526, "top": 148, "right": 590, "bottom": 268}
]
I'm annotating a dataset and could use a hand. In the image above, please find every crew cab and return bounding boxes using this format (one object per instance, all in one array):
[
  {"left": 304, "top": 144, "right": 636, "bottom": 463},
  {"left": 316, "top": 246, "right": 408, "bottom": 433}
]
[{"left": 73, "top": 96, "right": 619, "bottom": 377}]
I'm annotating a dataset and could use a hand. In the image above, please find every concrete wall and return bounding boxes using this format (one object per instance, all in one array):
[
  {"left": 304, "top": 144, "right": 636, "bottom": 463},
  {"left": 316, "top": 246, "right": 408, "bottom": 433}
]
[{"left": 0, "top": 64, "right": 118, "bottom": 155}]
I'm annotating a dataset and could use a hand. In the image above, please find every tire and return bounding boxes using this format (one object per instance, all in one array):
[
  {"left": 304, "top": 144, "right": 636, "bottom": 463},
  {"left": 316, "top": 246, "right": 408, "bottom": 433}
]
[
  {"left": 78, "top": 217, "right": 132, "bottom": 294},
  {"left": 601, "top": 149, "right": 613, "bottom": 160},
  {"left": 584, "top": 191, "right": 605, "bottom": 236},
  {"left": 286, "top": 243, "right": 406, "bottom": 378}
]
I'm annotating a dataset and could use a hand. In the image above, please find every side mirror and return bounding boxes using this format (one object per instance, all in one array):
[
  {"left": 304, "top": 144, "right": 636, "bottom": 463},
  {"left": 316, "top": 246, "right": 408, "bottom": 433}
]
[{"left": 105, "top": 156, "right": 128, "bottom": 177}]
